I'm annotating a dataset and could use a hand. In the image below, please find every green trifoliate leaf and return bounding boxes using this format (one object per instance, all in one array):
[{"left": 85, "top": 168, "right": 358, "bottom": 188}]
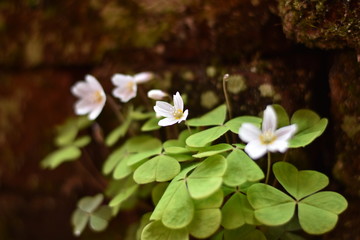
[
  {"left": 187, "top": 104, "right": 227, "bottom": 126},
  {"left": 273, "top": 162, "right": 329, "bottom": 200},
  {"left": 105, "top": 118, "right": 131, "bottom": 146},
  {"left": 71, "top": 208, "right": 89, "bottom": 236},
  {"left": 151, "top": 165, "right": 198, "bottom": 228},
  {"left": 187, "top": 155, "right": 227, "bottom": 199},
  {"left": 192, "top": 143, "right": 233, "bottom": 158},
  {"left": 247, "top": 184, "right": 296, "bottom": 226},
  {"left": 221, "top": 193, "right": 259, "bottom": 229},
  {"left": 41, "top": 146, "right": 81, "bottom": 169},
  {"left": 186, "top": 125, "right": 229, "bottom": 148},
  {"left": 272, "top": 104, "right": 290, "bottom": 128},
  {"left": 223, "top": 149, "right": 264, "bottom": 187},
  {"left": 263, "top": 216, "right": 304, "bottom": 240},
  {"left": 112, "top": 153, "right": 142, "bottom": 180},
  {"left": 126, "top": 135, "right": 157, "bottom": 152},
  {"left": 133, "top": 155, "right": 181, "bottom": 184},
  {"left": 289, "top": 109, "right": 328, "bottom": 148},
  {"left": 142, "top": 117, "right": 161, "bottom": 131},
  {"left": 223, "top": 225, "right": 267, "bottom": 240},
  {"left": 89, "top": 205, "right": 112, "bottom": 231},
  {"left": 225, "top": 116, "right": 261, "bottom": 134},
  {"left": 188, "top": 209, "right": 221, "bottom": 239},
  {"left": 298, "top": 191, "right": 347, "bottom": 235},
  {"left": 109, "top": 178, "right": 139, "bottom": 207},
  {"left": 78, "top": 194, "right": 103, "bottom": 213},
  {"left": 136, "top": 213, "right": 152, "bottom": 240},
  {"left": 167, "top": 153, "right": 194, "bottom": 162},
  {"left": 141, "top": 221, "right": 189, "bottom": 240}
]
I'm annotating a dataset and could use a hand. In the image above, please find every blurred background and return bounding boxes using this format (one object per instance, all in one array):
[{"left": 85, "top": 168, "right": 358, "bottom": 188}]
[{"left": 0, "top": 0, "right": 359, "bottom": 239}]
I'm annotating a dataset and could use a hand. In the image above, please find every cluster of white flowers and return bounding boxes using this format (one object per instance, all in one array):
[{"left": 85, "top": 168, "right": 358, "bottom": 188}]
[
  {"left": 71, "top": 73, "right": 188, "bottom": 127},
  {"left": 71, "top": 73, "right": 296, "bottom": 160},
  {"left": 71, "top": 72, "right": 153, "bottom": 120}
]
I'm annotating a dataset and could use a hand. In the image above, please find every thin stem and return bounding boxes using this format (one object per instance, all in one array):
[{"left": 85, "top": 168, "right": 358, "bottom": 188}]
[
  {"left": 222, "top": 74, "right": 233, "bottom": 120},
  {"left": 265, "top": 152, "right": 271, "bottom": 184},
  {"left": 185, "top": 121, "right": 192, "bottom": 134},
  {"left": 106, "top": 94, "right": 125, "bottom": 123}
]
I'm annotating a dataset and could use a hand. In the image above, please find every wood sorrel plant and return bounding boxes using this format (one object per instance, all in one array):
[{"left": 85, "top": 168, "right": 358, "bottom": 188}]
[{"left": 42, "top": 73, "right": 348, "bottom": 240}]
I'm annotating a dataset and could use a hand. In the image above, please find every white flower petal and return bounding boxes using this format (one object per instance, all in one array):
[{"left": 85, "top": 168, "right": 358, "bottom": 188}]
[
  {"left": 147, "top": 89, "right": 168, "bottom": 100},
  {"left": 111, "top": 74, "right": 133, "bottom": 86},
  {"left": 275, "top": 124, "right": 297, "bottom": 141},
  {"left": 267, "top": 140, "right": 288, "bottom": 153},
  {"left": 180, "top": 109, "right": 189, "bottom": 122},
  {"left": 173, "top": 92, "right": 184, "bottom": 111},
  {"left": 239, "top": 123, "right": 261, "bottom": 143},
  {"left": 245, "top": 140, "right": 268, "bottom": 160},
  {"left": 262, "top": 105, "right": 277, "bottom": 132},
  {"left": 154, "top": 101, "right": 175, "bottom": 117},
  {"left": 85, "top": 75, "right": 103, "bottom": 91},
  {"left": 74, "top": 100, "right": 95, "bottom": 115},
  {"left": 158, "top": 117, "right": 178, "bottom": 126},
  {"left": 134, "top": 72, "right": 153, "bottom": 83},
  {"left": 88, "top": 104, "right": 105, "bottom": 120},
  {"left": 112, "top": 84, "right": 137, "bottom": 102},
  {"left": 71, "top": 82, "right": 90, "bottom": 98}
]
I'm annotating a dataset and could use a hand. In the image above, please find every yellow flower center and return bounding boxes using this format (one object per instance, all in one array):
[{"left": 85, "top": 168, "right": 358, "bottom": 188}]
[
  {"left": 173, "top": 109, "right": 184, "bottom": 119},
  {"left": 93, "top": 90, "right": 104, "bottom": 103},
  {"left": 127, "top": 81, "right": 135, "bottom": 91},
  {"left": 260, "top": 130, "right": 277, "bottom": 145}
]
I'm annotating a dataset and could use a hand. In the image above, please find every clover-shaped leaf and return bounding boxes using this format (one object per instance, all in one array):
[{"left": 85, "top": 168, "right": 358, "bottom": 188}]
[
  {"left": 188, "top": 190, "right": 223, "bottom": 239},
  {"left": 289, "top": 109, "right": 328, "bottom": 148},
  {"left": 133, "top": 155, "right": 181, "bottom": 184},
  {"left": 273, "top": 162, "right": 329, "bottom": 200},
  {"left": 105, "top": 118, "right": 131, "bottom": 146},
  {"left": 221, "top": 193, "right": 259, "bottom": 229},
  {"left": 109, "top": 177, "right": 138, "bottom": 207},
  {"left": 187, "top": 104, "right": 227, "bottom": 126},
  {"left": 223, "top": 149, "right": 264, "bottom": 187},
  {"left": 141, "top": 117, "right": 161, "bottom": 131},
  {"left": 272, "top": 104, "right": 290, "bottom": 128},
  {"left": 225, "top": 116, "right": 261, "bottom": 134},
  {"left": 298, "top": 191, "right": 347, "bottom": 234},
  {"left": 192, "top": 143, "right": 233, "bottom": 158},
  {"left": 141, "top": 221, "right": 189, "bottom": 240},
  {"left": 71, "top": 194, "right": 112, "bottom": 236},
  {"left": 187, "top": 155, "right": 227, "bottom": 199},
  {"left": 186, "top": 125, "right": 229, "bottom": 148},
  {"left": 151, "top": 164, "right": 198, "bottom": 229},
  {"left": 247, "top": 184, "right": 296, "bottom": 226}
]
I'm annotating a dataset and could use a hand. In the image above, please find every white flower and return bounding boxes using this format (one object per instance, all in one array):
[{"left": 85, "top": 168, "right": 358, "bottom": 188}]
[
  {"left": 154, "top": 92, "right": 189, "bottom": 126},
  {"left": 147, "top": 89, "right": 168, "bottom": 100},
  {"left": 71, "top": 75, "right": 106, "bottom": 120},
  {"left": 111, "top": 72, "right": 153, "bottom": 102},
  {"left": 238, "top": 105, "right": 297, "bottom": 160}
]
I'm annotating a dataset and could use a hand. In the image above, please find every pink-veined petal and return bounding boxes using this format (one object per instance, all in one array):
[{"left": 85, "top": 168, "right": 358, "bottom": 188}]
[
  {"left": 275, "top": 124, "right": 297, "bottom": 141},
  {"left": 158, "top": 117, "right": 178, "bottom": 126},
  {"left": 239, "top": 123, "right": 261, "bottom": 143},
  {"left": 267, "top": 140, "right": 288, "bottom": 153},
  {"left": 111, "top": 74, "right": 133, "bottom": 86},
  {"left": 88, "top": 104, "right": 105, "bottom": 120},
  {"left": 85, "top": 75, "right": 103, "bottom": 91},
  {"left": 173, "top": 92, "right": 184, "bottom": 111},
  {"left": 154, "top": 101, "right": 175, "bottom": 117},
  {"left": 244, "top": 140, "right": 267, "bottom": 160},
  {"left": 134, "top": 72, "right": 153, "bottom": 83},
  {"left": 262, "top": 105, "right": 277, "bottom": 132}
]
